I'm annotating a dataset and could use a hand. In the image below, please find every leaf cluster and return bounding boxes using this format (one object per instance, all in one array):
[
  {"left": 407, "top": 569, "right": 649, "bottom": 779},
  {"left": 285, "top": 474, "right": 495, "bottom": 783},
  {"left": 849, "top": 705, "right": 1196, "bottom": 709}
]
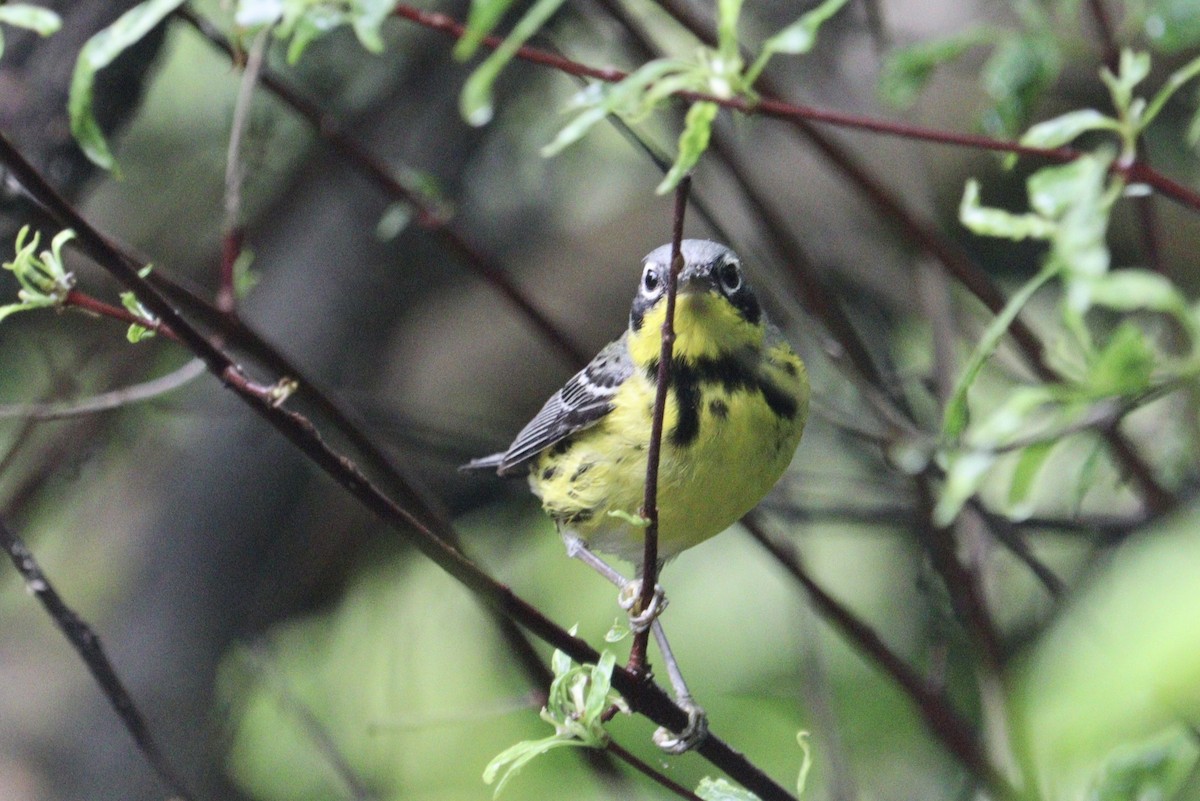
[
  {"left": 0, "top": 227, "right": 75, "bottom": 324},
  {"left": 934, "top": 50, "right": 1200, "bottom": 524},
  {"left": 482, "top": 644, "right": 623, "bottom": 797},
  {"left": 455, "top": 0, "right": 849, "bottom": 192},
  {"left": 880, "top": 0, "right": 1200, "bottom": 138}
]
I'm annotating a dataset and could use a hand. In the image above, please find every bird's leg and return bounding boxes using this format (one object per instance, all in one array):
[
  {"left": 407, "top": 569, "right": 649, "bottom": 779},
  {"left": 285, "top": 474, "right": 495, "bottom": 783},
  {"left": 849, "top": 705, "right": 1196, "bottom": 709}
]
[
  {"left": 562, "top": 535, "right": 666, "bottom": 630},
  {"left": 561, "top": 534, "right": 708, "bottom": 752},
  {"left": 650, "top": 620, "right": 708, "bottom": 754}
]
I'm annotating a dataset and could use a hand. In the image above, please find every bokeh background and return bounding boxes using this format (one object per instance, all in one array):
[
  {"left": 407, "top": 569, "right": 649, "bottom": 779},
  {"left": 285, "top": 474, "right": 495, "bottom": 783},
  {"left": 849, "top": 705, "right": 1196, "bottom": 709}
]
[{"left": 3, "top": 1, "right": 1200, "bottom": 800}]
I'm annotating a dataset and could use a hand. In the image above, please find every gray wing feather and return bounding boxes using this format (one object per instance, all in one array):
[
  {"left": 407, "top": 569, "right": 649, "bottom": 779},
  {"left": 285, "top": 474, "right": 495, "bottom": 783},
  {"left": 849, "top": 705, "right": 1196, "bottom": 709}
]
[{"left": 464, "top": 335, "right": 633, "bottom": 475}]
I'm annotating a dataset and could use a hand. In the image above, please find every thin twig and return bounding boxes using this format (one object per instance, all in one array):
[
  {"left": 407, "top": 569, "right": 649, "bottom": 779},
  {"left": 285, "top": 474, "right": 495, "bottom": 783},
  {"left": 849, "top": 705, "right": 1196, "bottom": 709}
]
[
  {"left": 219, "top": 26, "right": 268, "bottom": 313},
  {"left": 389, "top": 2, "right": 1200, "bottom": 213},
  {"left": 0, "top": 358, "right": 206, "bottom": 420},
  {"left": 606, "top": 740, "right": 705, "bottom": 801},
  {"left": 965, "top": 501, "right": 1064, "bottom": 598},
  {"left": 741, "top": 514, "right": 1015, "bottom": 799},
  {"left": 0, "top": 516, "right": 195, "bottom": 801},
  {"left": 0, "top": 131, "right": 797, "bottom": 801},
  {"left": 1084, "top": 0, "right": 1120, "bottom": 71},
  {"left": 241, "top": 642, "right": 374, "bottom": 801},
  {"left": 913, "top": 478, "right": 1004, "bottom": 673},
  {"left": 176, "top": 8, "right": 588, "bottom": 367},
  {"left": 65, "top": 289, "right": 177, "bottom": 340},
  {"left": 628, "top": 177, "right": 690, "bottom": 678}
]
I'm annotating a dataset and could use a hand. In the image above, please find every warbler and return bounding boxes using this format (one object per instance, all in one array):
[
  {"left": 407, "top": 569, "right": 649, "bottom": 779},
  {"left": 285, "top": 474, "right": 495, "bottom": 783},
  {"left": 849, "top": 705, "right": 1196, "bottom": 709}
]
[
  {"left": 467, "top": 239, "right": 809, "bottom": 568},
  {"left": 466, "top": 240, "right": 808, "bottom": 752}
]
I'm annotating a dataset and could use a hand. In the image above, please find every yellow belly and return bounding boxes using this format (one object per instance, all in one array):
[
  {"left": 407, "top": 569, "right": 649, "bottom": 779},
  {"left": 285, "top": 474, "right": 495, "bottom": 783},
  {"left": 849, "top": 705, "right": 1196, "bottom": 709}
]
[{"left": 528, "top": 344, "right": 808, "bottom": 565}]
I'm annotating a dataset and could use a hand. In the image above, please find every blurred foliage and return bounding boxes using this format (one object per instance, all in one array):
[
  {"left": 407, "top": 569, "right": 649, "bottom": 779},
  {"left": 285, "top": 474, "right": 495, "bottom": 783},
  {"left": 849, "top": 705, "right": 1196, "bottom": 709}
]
[{"left": 0, "top": 4, "right": 61, "bottom": 59}]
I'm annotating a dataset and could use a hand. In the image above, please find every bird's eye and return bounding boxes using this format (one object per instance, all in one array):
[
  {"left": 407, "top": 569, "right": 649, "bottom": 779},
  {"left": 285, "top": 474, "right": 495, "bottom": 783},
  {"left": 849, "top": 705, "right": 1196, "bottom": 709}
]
[
  {"left": 643, "top": 266, "right": 661, "bottom": 294},
  {"left": 716, "top": 260, "right": 742, "bottom": 294}
]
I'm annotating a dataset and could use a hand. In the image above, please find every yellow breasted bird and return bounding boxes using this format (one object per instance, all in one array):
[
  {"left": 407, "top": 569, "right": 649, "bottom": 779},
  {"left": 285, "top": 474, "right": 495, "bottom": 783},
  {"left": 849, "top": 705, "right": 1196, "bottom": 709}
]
[{"left": 465, "top": 240, "right": 809, "bottom": 750}]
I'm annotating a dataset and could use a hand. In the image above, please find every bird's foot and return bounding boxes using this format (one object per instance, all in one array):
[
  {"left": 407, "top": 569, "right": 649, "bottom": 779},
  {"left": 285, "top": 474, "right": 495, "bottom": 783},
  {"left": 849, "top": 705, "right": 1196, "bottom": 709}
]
[
  {"left": 653, "top": 698, "right": 708, "bottom": 754},
  {"left": 617, "top": 579, "right": 667, "bottom": 632}
]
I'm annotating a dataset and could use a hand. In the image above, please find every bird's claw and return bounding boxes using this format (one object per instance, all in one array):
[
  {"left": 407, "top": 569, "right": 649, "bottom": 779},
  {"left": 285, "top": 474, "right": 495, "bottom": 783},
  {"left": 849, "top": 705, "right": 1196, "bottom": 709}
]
[
  {"left": 618, "top": 579, "right": 667, "bottom": 632},
  {"left": 653, "top": 699, "right": 708, "bottom": 754}
]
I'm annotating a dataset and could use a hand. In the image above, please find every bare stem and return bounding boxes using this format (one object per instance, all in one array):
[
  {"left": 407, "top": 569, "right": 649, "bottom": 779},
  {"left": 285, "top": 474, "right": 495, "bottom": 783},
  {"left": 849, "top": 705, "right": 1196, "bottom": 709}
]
[
  {"left": 0, "top": 516, "right": 195, "bottom": 801},
  {"left": 176, "top": 8, "right": 588, "bottom": 366},
  {"left": 742, "top": 515, "right": 1016, "bottom": 800},
  {"left": 65, "top": 289, "right": 177, "bottom": 340},
  {"left": 219, "top": 25, "right": 268, "bottom": 313},
  {"left": 389, "top": 2, "right": 1200, "bottom": 213},
  {"left": 629, "top": 177, "right": 691, "bottom": 677}
]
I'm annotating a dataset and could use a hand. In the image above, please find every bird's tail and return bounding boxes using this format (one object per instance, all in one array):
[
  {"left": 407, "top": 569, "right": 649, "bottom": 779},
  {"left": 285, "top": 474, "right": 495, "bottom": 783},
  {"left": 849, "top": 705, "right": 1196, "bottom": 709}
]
[{"left": 458, "top": 452, "right": 506, "bottom": 473}]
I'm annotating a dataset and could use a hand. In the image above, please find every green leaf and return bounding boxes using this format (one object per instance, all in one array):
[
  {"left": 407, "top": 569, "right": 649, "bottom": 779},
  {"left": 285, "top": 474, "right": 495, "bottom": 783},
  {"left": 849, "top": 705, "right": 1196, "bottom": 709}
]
[
  {"left": 69, "top": 0, "right": 187, "bottom": 171},
  {"left": 482, "top": 737, "right": 587, "bottom": 797},
  {"left": 1029, "top": 153, "right": 1118, "bottom": 283},
  {"left": 234, "top": 0, "right": 284, "bottom": 27},
  {"left": 1084, "top": 269, "right": 1188, "bottom": 315},
  {"left": 1027, "top": 154, "right": 1109, "bottom": 220},
  {"left": 1143, "top": 0, "right": 1200, "bottom": 53},
  {"left": 455, "top": 0, "right": 519, "bottom": 60},
  {"left": 697, "top": 777, "right": 762, "bottom": 801},
  {"left": 583, "top": 650, "right": 615, "bottom": 723},
  {"left": 1100, "top": 49, "right": 1151, "bottom": 113},
  {"left": 541, "top": 104, "right": 609, "bottom": 157},
  {"left": 942, "top": 263, "right": 1058, "bottom": 440},
  {"left": 958, "top": 180, "right": 1056, "bottom": 241},
  {"left": 657, "top": 101, "right": 718, "bottom": 194},
  {"left": 745, "top": 0, "right": 850, "bottom": 86},
  {"left": 969, "top": 385, "right": 1057, "bottom": 447},
  {"left": 1087, "top": 734, "right": 1197, "bottom": 801},
  {"left": 933, "top": 449, "right": 996, "bottom": 526},
  {"left": 282, "top": 6, "right": 343, "bottom": 64},
  {"left": 980, "top": 33, "right": 1062, "bottom": 137},
  {"left": 878, "top": 28, "right": 996, "bottom": 108},
  {"left": 1085, "top": 322, "right": 1155, "bottom": 397},
  {"left": 1142, "top": 52, "right": 1200, "bottom": 132},
  {"left": 350, "top": 0, "right": 393, "bottom": 53},
  {"left": 715, "top": 0, "right": 744, "bottom": 62},
  {"left": 2, "top": 226, "right": 76, "bottom": 323},
  {"left": 1020, "top": 109, "right": 1120, "bottom": 149},
  {"left": 458, "top": 0, "right": 569, "bottom": 126},
  {"left": 232, "top": 250, "right": 260, "bottom": 298},
  {"left": 0, "top": 3, "right": 62, "bottom": 59},
  {"left": 795, "top": 731, "right": 813, "bottom": 796},
  {"left": 1008, "top": 441, "right": 1056, "bottom": 512},
  {"left": 120, "top": 290, "right": 157, "bottom": 343}
]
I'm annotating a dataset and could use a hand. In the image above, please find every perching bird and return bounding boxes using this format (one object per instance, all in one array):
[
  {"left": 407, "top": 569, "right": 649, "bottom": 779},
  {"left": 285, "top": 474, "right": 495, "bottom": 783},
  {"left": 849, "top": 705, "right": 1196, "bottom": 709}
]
[{"left": 465, "top": 239, "right": 809, "bottom": 750}]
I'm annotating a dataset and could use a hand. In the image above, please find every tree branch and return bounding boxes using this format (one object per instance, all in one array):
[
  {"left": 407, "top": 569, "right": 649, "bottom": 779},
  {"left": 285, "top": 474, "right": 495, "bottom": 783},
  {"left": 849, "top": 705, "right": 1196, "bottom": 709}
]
[
  {"left": 0, "top": 516, "right": 195, "bottom": 801},
  {"left": 176, "top": 8, "right": 589, "bottom": 367},
  {"left": 628, "top": 177, "right": 690, "bottom": 677},
  {"left": 0, "top": 130, "right": 797, "bottom": 801}
]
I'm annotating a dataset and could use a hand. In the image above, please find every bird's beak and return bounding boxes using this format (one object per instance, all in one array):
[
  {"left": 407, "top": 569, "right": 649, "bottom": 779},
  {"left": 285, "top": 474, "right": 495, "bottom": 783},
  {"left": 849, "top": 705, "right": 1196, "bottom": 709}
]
[{"left": 676, "top": 264, "right": 718, "bottom": 296}]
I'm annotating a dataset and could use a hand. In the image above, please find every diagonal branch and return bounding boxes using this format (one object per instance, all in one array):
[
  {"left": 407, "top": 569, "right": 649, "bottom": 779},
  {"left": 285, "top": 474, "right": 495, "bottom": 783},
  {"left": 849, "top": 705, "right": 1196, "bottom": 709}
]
[
  {"left": 0, "top": 131, "right": 797, "bottom": 801},
  {"left": 0, "top": 516, "right": 195, "bottom": 801},
  {"left": 175, "top": 8, "right": 588, "bottom": 367},
  {"left": 741, "top": 514, "right": 1016, "bottom": 800},
  {"left": 389, "top": 2, "right": 1200, "bottom": 213}
]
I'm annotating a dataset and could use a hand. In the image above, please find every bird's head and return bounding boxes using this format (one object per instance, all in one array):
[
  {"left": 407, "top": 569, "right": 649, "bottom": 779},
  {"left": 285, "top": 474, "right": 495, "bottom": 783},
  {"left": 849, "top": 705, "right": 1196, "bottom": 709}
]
[{"left": 628, "top": 240, "right": 764, "bottom": 364}]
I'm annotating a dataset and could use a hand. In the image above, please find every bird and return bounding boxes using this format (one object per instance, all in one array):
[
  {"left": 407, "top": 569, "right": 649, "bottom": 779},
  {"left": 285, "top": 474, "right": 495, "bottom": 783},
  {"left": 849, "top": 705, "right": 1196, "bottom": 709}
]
[{"left": 464, "top": 239, "right": 809, "bottom": 751}]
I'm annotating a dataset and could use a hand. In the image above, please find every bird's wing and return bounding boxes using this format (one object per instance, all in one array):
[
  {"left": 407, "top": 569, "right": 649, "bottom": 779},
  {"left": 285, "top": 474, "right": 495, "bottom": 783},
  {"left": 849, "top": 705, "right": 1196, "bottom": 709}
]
[{"left": 464, "top": 335, "right": 633, "bottom": 475}]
